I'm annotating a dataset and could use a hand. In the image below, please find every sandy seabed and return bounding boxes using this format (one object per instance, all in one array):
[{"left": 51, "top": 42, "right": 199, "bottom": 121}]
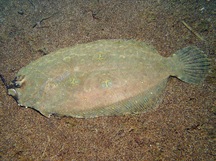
[{"left": 0, "top": 0, "right": 215, "bottom": 160}]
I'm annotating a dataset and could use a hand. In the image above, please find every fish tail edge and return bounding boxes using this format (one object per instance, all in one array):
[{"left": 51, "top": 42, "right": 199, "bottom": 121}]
[{"left": 171, "top": 46, "right": 211, "bottom": 84}]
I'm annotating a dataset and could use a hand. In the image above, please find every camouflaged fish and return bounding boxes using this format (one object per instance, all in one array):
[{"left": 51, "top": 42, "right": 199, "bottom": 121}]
[{"left": 4, "top": 39, "right": 210, "bottom": 118}]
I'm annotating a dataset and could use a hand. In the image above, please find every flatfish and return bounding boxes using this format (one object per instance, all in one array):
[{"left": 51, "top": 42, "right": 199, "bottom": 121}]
[{"left": 5, "top": 39, "right": 210, "bottom": 118}]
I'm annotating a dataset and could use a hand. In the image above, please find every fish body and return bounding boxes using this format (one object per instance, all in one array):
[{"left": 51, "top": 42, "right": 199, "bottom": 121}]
[{"left": 7, "top": 40, "right": 210, "bottom": 118}]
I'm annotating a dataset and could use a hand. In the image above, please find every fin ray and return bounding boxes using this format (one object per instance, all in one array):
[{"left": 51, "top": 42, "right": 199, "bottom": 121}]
[{"left": 172, "top": 46, "right": 210, "bottom": 84}]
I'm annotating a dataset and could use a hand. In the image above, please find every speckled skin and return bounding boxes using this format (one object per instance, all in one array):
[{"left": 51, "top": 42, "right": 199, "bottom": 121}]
[{"left": 8, "top": 39, "right": 209, "bottom": 118}]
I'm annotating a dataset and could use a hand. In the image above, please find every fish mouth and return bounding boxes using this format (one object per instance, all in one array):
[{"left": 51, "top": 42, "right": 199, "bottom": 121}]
[
  {"left": 7, "top": 78, "right": 22, "bottom": 102},
  {"left": 10, "top": 75, "right": 27, "bottom": 100},
  {"left": 8, "top": 88, "right": 19, "bottom": 101},
  {"left": 1, "top": 75, "right": 26, "bottom": 102}
]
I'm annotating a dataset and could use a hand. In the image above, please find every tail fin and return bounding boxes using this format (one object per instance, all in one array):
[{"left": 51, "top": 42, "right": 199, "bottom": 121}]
[{"left": 172, "top": 46, "right": 210, "bottom": 84}]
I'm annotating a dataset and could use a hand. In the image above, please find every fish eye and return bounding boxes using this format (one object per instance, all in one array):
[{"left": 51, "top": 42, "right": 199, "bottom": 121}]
[{"left": 14, "top": 82, "right": 21, "bottom": 88}]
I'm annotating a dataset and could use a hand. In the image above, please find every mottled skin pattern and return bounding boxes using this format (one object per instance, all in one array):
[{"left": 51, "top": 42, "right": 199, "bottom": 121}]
[{"left": 8, "top": 39, "right": 209, "bottom": 118}]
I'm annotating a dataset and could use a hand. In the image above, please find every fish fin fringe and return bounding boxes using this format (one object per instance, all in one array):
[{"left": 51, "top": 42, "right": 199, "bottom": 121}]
[{"left": 172, "top": 46, "right": 211, "bottom": 84}]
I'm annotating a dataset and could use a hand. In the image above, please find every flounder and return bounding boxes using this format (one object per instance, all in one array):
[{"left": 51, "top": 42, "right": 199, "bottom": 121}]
[{"left": 5, "top": 39, "right": 210, "bottom": 118}]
